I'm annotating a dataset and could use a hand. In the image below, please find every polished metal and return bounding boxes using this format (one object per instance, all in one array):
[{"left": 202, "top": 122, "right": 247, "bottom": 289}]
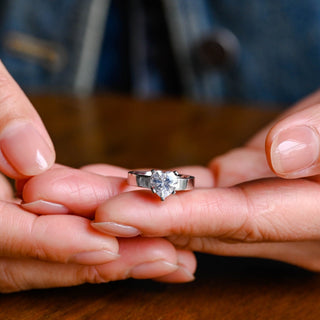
[{"left": 127, "top": 169, "right": 195, "bottom": 200}]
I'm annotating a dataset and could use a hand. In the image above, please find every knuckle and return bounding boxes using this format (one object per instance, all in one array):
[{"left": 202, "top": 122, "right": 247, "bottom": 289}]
[
  {"left": 0, "top": 261, "right": 22, "bottom": 293},
  {"left": 80, "top": 265, "right": 110, "bottom": 284},
  {"left": 168, "top": 235, "right": 209, "bottom": 252},
  {"left": 167, "top": 235, "right": 191, "bottom": 249},
  {"left": 0, "top": 75, "right": 15, "bottom": 103},
  {"left": 0, "top": 78, "right": 23, "bottom": 122},
  {"left": 173, "top": 194, "right": 200, "bottom": 235},
  {"left": 27, "top": 216, "right": 53, "bottom": 261},
  {"left": 0, "top": 202, "right": 30, "bottom": 256},
  {"left": 26, "top": 215, "right": 73, "bottom": 264},
  {"left": 222, "top": 186, "right": 268, "bottom": 243}
]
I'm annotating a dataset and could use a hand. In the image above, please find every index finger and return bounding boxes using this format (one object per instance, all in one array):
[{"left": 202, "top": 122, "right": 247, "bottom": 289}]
[
  {"left": 21, "top": 165, "right": 133, "bottom": 217},
  {"left": 92, "top": 178, "right": 320, "bottom": 242}
]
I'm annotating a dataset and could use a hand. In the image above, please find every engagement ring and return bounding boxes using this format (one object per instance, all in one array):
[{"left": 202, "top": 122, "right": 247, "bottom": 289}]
[{"left": 127, "top": 169, "right": 195, "bottom": 201}]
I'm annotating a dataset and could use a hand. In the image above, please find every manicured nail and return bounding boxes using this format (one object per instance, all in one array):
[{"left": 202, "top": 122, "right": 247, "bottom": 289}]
[
  {"left": 21, "top": 200, "right": 70, "bottom": 215},
  {"left": 174, "top": 265, "right": 196, "bottom": 282},
  {"left": 154, "top": 263, "right": 196, "bottom": 283},
  {"left": 69, "top": 250, "right": 120, "bottom": 265},
  {"left": 0, "top": 121, "right": 54, "bottom": 175},
  {"left": 271, "top": 126, "right": 320, "bottom": 174},
  {"left": 130, "top": 260, "right": 178, "bottom": 279},
  {"left": 91, "top": 222, "right": 141, "bottom": 237}
]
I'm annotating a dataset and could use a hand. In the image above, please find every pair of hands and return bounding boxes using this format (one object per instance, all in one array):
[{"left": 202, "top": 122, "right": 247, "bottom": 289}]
[{"left": 0, "top": 61, "right": 320, "bottom": 293}]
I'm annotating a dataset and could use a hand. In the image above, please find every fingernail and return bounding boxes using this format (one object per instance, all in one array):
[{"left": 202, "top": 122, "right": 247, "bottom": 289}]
[
  {"left": 174, "top": 265, "right": 196, "bottom": 282},
  {"left": 271, "top": 126, "right": 320, "bottom": 174},
  {"left": 21, "top": 200, "right": 70, "bottom": 215},
  {"left": 0, "top": 121, "right": 54, "bottom": 176},
  {"left": 130, "top": 260, "right": 178, "bottom": 279},
  {"left": 69, "top": 250, "right": 120, "bottom": 265},
  {"left": 155, "top": 264, "right": 196, "bottom": 283},
  {"left": 91, "top": 222, "right": 141, "bottom": 237}
]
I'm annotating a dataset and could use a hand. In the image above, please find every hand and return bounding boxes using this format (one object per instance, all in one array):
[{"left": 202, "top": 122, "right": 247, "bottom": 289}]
[
  {"left": 0, "top": 62, "right": 78, "bottom": 292},
  {"left": 88, "top": 90, "right": 320, "bottom": 272},
  {"left": 0, "top": 62, "right": 55, "bottom": 178},
  {"left": 0, "top": 64, "right": 195, "bottom": 292},
  {"left": 14, "top": 164, "right": 196, "bottom": 293}
]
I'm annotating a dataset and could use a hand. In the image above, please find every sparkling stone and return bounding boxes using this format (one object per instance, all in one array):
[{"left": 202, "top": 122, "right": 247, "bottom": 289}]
[{"left": 150, "top": 170, "right": 178, "bottom": 200}]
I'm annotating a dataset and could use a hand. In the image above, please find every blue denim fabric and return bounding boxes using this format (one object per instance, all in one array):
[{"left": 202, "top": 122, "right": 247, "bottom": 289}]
[
  {"left": 209, "top": 0, "right": 320, "bottom": 104},
  {"left": 0, "top": 0, "right": 92, "bottom": 91},
  {"left": 0, "top": 0, "right": 319, "bottom": 105}
]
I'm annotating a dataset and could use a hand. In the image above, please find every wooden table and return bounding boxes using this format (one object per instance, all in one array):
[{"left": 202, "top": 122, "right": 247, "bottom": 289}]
[{"left": 1, "top": 95, "right": 320, "bottom": 319}]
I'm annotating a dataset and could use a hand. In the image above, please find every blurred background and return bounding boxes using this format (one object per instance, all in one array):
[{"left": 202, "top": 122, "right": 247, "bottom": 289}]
[{"left": 0, "top": 0, "right": 319, "bottom": 107}]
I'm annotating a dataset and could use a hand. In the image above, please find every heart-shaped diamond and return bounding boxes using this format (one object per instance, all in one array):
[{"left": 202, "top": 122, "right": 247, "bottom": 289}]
[{"left": 150, "top": 170, "right": 178, "bottom": 200}]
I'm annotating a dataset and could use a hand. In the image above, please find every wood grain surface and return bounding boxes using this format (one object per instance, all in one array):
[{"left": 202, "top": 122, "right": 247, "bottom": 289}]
[{"left": 1, "top": 95, "right": 319, "bottom": 320}]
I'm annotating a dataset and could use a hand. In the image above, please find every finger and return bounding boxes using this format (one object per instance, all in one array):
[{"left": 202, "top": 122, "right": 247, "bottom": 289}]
[
  {"left": 168, "top": 235, "right": 320, "bottom": 272},
  {"left": 81, "top": 164, "right": 214, "bottom": 188},
  {"left": 21, "top": 165, "right": 212, "bottom": 217},
  {"left": 209, "top": 90, "right": 320, "bottom": 186},
  {"left": 0, "top": 173, "right": 14, "bottom": 200},
  {"left": 209, "top": 147, "right": 275, "bottom": 187},
  {"left": 0, "top": 202, "right": 119, "bottom": 264},
  {"left": 266, "top": 103, "right": 320, "bottom": 178},
  {"left": 245, "top": 89, "right": 320, "bottom": 148},
  {"left": 93, "top": 178, "right": 320, "bottom": 242},
  {"left": 15, "top": 163, "right": 63, "bottom": 198},
  {"left": 0, "top": 237, "right": 196, "bottom": 293},
  {"left": 21, "top": 165, "right": 131, "bottom": 217},
  {"left": 153, "top": 249, "right": 196, "bottom": 283},
  {"left": 97, "top": 238, "right": 194, "bottom": 282},
  {"left": 80, "top": 164, "right": 128, "bottom": 177},
  {"left": 0, "top": 62, "right": 55, "bottom": 178},
  {"left": 173, "top": 166, "right": 214, "bottom": 188}
]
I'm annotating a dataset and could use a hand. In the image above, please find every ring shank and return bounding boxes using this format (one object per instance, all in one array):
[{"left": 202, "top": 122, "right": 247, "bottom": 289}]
[{"left": 127, "top": 170, "right": 194, "bottom": 190}]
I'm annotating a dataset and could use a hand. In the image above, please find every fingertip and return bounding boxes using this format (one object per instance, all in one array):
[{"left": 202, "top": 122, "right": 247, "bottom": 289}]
[
  {"left": 22, "top": 166, "right": 128, "bottom": 217},
  {"left": 267, "top": 125, "right": 320, "bottom": 178},
  {"left": 21, "top": 200, "right": 70, "bottom": 215},
  {"left": 209, "top": 148, "right": 274, "bottom": 187},
  {"left": 0, "top": 121, "right": 55, "bottom": 178},
  {"left": 265, "top": 103, "right": 320, "bottom": 178},
  {"left": 95, "top": 190, "right": 168, "bottom": 236},
  {"left": 130, "top": 260, "right": 179, "bottom": 279},
  {"left": 0, "top": 62, "right": 56, "bottom": 178},
  {"left": 177, "top": 250, "right": 197, "bottom": 274},
  {"left": 153, "top": 250, "right": 197, "bottom": 283}
]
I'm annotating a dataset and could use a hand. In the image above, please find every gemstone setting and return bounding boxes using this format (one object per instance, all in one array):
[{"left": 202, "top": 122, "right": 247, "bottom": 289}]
[{"left": 150, "top": 170, "right": 178, "bottom": 200}]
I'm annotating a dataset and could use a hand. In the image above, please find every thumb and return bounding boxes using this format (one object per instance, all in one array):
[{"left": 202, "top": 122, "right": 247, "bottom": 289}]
[
  {"left": 266, "top": 103, "right": 320, "bottom": 179},
  {"left": 0, "top": 62, "right": 55, "bottom": 178}
]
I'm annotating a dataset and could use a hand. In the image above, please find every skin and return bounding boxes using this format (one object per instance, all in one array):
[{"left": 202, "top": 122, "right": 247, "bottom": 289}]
[
  {"left": 0, "top": 63, "right": 196, "bottom": 292},
  {"left": 107, "top": 90, "right": 320, "bottom": 272},
  {"left": 5, "top": 56, "right": 320, "bottom": 289},
  {"left": 23, "top": 90, "right": 320, "bottom": 273}
]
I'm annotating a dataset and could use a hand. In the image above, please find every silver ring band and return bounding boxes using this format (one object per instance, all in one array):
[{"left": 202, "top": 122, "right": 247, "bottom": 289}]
[{"left": 127, "top": 169, "right": 195, "bottom": 200}]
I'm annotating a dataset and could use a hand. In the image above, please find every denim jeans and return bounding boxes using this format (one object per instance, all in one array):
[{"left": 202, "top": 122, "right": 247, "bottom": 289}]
[{"left": 0, "top": 0, "right": 319, "bottom": 105}]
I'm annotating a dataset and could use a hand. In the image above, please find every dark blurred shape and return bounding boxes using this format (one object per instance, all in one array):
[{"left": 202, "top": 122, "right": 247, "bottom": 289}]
[{"left": 192, "top": 29, "right": 240, "bottom": 70}]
